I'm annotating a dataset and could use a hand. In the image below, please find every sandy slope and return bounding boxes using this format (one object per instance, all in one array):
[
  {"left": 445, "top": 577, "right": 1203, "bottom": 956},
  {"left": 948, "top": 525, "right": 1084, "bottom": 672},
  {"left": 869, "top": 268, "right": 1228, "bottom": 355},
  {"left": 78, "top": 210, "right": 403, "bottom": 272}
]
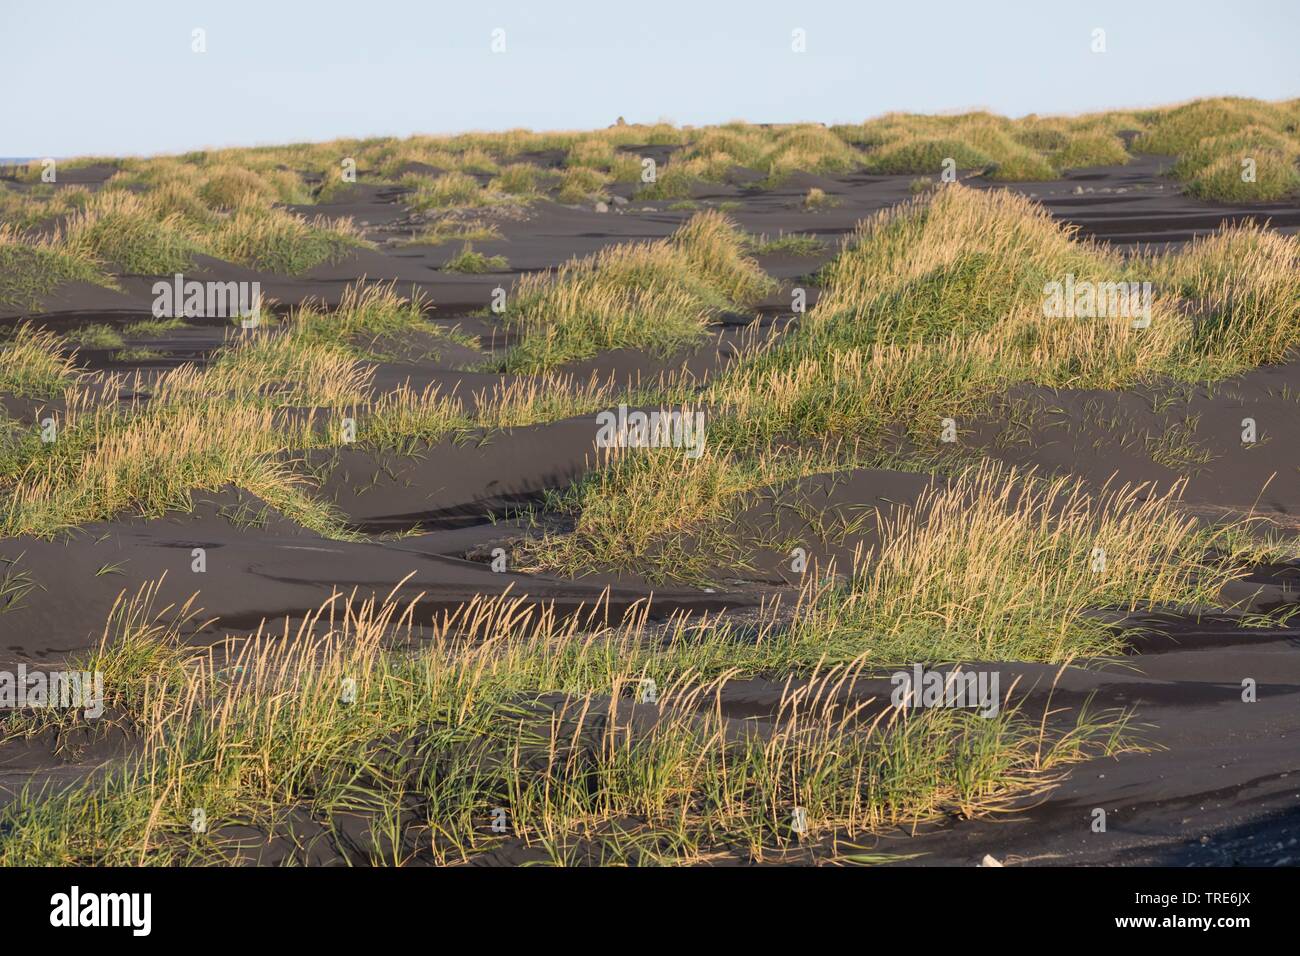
[{"left": 1, "top": 155, "right": 1298, "bottom": 865}]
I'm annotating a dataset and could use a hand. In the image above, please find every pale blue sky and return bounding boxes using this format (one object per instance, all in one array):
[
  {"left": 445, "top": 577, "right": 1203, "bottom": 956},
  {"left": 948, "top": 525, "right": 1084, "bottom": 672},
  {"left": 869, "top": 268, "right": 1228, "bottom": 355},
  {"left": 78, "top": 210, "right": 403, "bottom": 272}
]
[{"left": 3, "top": 0, "right": 1297, "bottom": 157}]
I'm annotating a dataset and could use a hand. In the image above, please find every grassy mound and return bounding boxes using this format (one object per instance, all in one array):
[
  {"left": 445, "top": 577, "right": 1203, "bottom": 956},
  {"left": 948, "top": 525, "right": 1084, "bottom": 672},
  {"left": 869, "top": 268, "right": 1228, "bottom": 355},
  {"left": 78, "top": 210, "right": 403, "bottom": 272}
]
[{"left": 500, "top": 211, "right": 775, "bottom": 371}]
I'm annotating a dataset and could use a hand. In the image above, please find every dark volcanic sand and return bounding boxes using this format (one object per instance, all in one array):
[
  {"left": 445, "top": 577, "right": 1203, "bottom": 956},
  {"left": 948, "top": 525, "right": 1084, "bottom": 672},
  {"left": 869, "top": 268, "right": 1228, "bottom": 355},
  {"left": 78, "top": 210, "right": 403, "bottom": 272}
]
[{"left": 2, "top": 155, "right": 1299, "bottom": 866}]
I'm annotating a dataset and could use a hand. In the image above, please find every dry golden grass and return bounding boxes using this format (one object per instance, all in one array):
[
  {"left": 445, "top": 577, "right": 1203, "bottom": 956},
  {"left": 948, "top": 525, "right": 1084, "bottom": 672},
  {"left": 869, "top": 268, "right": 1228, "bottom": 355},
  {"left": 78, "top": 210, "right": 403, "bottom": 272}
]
[
  {"left": 501, "top": 210, "right": 774, "bottom": 370},
  {"left": 407, "top": 171, "right": 490, "bottom": 209},
  {"left": 809, "top": 463, "right": 1241, "bottom": 663},
  {"left": 29, "top": 175, "right": 363, "bottom": 278},
  {"left": 0, "top": 322, "right": 82, "bottom": 396},
  {"left": 704, "top": 185, "right": 1296, "bottom": 470},
  {"left": 0, "top": 282, "right": 468, "bottom": 537},
  {"left": 54, "top": 189, "right": 201, "bottom": 274},
  {"left": 1148, "top": 222, "right": 1300, "bottom": 365},
  {"left": 159, "top": 334, "right": 374, "bottom": 409},
  {"left": 0, "top": 398, "right": 334, "bottom": 538},
  {"left": 834, "top": 97, "right": 1297, "bottom": 196},
  {"left": 0, "top": 182, "right": 93, "bottom": 231},
  {"left": 0, "top": 226, "right": 113, "bottom": 311},
  {"left": 0, "top": 579, "right": 1136, "bottom": 865},
  {"left": 205, "top": 206, "right": 364, "bottom": 275},
  {"left": 5, "top": 96, "right": 1290, "bottom": 305},
  {"left": 362, "top": 383, "right": 468, "bottom": 454},
  {"left": 524, "top": 183, "right": 1295, "bottom": 590}
]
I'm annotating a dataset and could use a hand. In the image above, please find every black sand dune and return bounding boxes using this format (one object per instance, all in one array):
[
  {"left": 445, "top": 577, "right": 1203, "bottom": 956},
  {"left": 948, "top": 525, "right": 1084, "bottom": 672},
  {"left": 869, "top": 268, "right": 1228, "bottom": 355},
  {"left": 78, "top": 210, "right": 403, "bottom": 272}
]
[
  {"left": 3, "top": 144, "right": 1299, "bottom": 867},
  {"left": 0, "top": 486, "right": 764, "bottom": 667},
  {"left": 12, "top": 151, "right": 1296, "bottom": 326},
  {"left": 947, "top": 356, "right": 1300, "bottom": 523},
  {"left": 973, "top": 155, "right": 1300, "bottom": 247}
]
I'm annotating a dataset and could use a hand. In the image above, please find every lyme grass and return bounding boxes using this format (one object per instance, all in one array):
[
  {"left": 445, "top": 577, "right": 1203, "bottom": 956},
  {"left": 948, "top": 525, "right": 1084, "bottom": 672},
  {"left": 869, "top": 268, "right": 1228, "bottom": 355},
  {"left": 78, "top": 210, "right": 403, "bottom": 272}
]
[
  {"left": 408, "top": 171, "right": 490, "bottom": 210},
  {"left": 442, "top": 243, "right": 508, "bottom": 274},
  {"left": 205, "top": 206, "right": 365, "bottom": 275},
  {"left": 0, "top": 229, "right": 111, "bottom": 311},
  {"left": 796, "top": 464, "right": 1243, "bottom": 663},
  {"left": 55, "top": 190, "right": 201, "bottom": 275},
  {"left": 499, "top": 211, "right": 774, "bottom": 371},
  {"left": 521, "top": 185, "right": 1297, "bottom": 585},
  {"left": 0, "top": 581, "right": 1137, "bottom": 865},
  {"left": 0, "top": 397, "right": 341, "bottom": 539},
  {"left": 0, "top": 323, "right": 81, "bottom": 397},
  {"left": 749, "top": 232, "right": 827, "bottom": 257}
]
